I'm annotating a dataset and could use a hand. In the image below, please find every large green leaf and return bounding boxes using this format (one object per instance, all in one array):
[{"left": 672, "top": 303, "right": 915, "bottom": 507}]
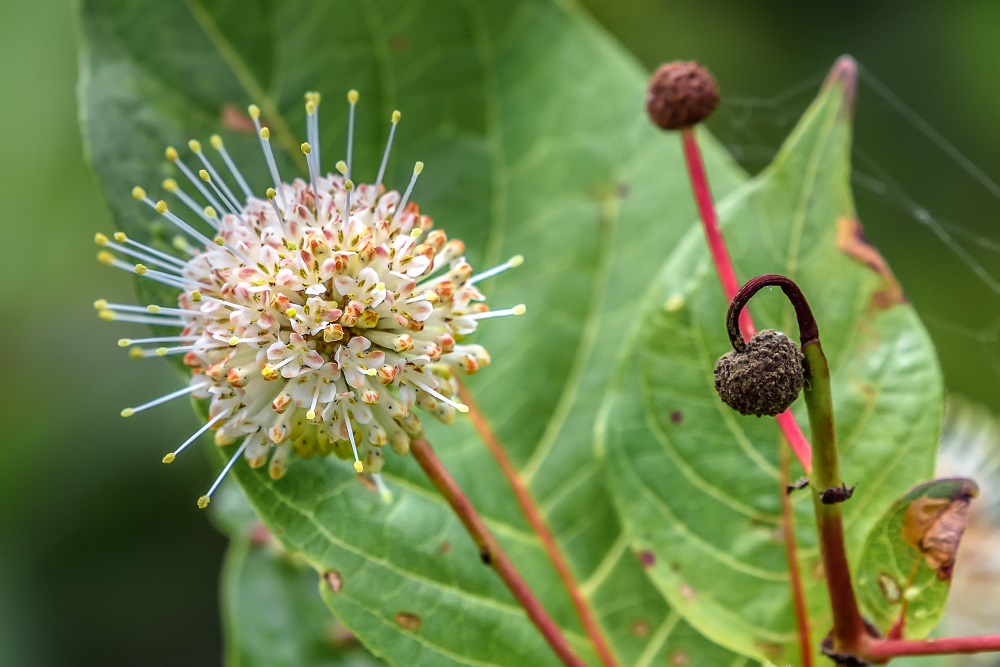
[
  {"left": 600, "top": 65, "right": 943, "bottom": 664},
  {"left": 78, "top": 0, "right": 761, "bottom": 665},
  {"left": 856, "top": 477, "right": 978, "bottom": 640}
]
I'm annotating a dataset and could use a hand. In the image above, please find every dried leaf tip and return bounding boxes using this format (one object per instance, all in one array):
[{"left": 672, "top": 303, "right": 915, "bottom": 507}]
[{"left": 646, "top": 61, "right": 720, "bottom": 130}]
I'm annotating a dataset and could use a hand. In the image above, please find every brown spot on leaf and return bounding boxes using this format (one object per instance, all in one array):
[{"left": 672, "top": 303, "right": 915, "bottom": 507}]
[
  {"left": 630, "top": 618, "right": 650, "bottom": 638},
  {"left": 878, "top": 572, "right": 902, "bottom": 604},
  {"left": 670, "top": 410, "right": 683, "bottom": 424},
  {"left": 679, "top": 583, "right": 696, "bottom": 600},
  {"left": 395, "top": 612, "right": 421, "bottom": 630},
  {"left": 902, "top": 482, "right": 978, "bottom": 580},
  {"left": 753, "top": 640, "right": 786, "bottom": 662},
  {"left": 616, "top": 183, "right": 630, "bottom": 199},
  {"left": 390, "top": 34, "right": 409, "bottom": 53},
  {"left": 326, "top": 622, "right": 359, "bottom": 649},
  {"left": 668, "top": 650, "right": 691, "bottom": 665},
  {"left": 639, "top": 550, "right": 655, "bottom": 567},
  {"left": 438, "top": 541, "right": 452, "bottom": 555},
  {"left": 324, "top": 570, "right": 343, "bottom": 593},
  {"left": 836, "top": 216, "right": 905, "bottom": 310},
  {"left": 220, "top": 104, "right": 257, "bottom": 134}
]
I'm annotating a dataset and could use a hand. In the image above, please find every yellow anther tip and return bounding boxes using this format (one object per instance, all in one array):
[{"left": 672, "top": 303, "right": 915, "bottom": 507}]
[
  {"left": 98, "top": 309, "right": 115, "bottom": 321},
  {"left": 204, "top": 206, "right": 217, "bottom": 218},
  {"left": 131, "top": 186, "right": 146, "bottom": 200},
  {"left": 188, "top": 139, "right": 202, "bottom": 153},
  {"left": 265, "top": 187, "right": 276, "bottom": 199},
  {"left": 147, "top": 305, "right": 161, "bottom": 313},
  {"left": 391, "top": 110, "right": 401, "bottom": 123},
  {"left": 155, "top": 200, "right": 168, "bottom": 214},
  {"left": 117, "top": 339, "right": 131, "bottom": 347},
  {"left": 162, "top": 178, "right": 178, "bottom": 192},
  {"left": 120, "top": 408, "right": 135, "bottom": 418},
  {"left": 456, "top": 403, "right": 470, "bottom": 413},
  {"left": 165, "top": 147, "right": 179, "bottom": 161},
  {"left": 336, "top": 160, "right": 348, "bottom": 175},
  {"left": 129, "top": 347, "right": 144, "bottom": 359},
  {"left": 306, "top": 409, "right": 316, "bottom": 420},
  {"left": 155, "top": 347, "right": 168, "bottom": 356},
  {"left": 305, "top": 100, "right": 316, "bottom": 114},
  {"left": 300, "top": 142, "right": 311, "bottom": 154},
  {"left": 210, "top": 134, "right": 223, "bottom": 149},
  {"left": 228, "top": 336, "right": 240, "bottom": 346},
  {"left": 353, "top": 461, "right": 364, "bottom": 473},
  {"left": 191, "top": 291, "right": 202, "bottom": 301},
  {"left": 197, "top": 495, "right": 210, "bottom": 509},
  {"left": 198, "top": 169, "right": 210, "bottom": 181},
  {"left": 375, "top": 282, "right": 386, "bottom": 291},
  {"left": 284, "top": 307, "right": 297, "bottom": 318},
  {"left": 344, "top": 180, "right": 354, "bottom": 191},
  {"left": 93, "top": 299, "right": 109, "bottom": 310},
  {"left": 114, "top": 232, "right": 127, "bottom": 242},
  {"left": 259, "top": 127, "right": 270, "bottom": 140},
  {"left": 214, "top": 237, "right": 226, "bottom": 246},
  {"left": 513, "top": 304, "right": 527, "bottom": 315},
  {"left": 414, "top": 161, "right": 424, "bottom": 175},
  {"left": 409, "top": 229, "right": 422, "bottom": 239},
  {"left": 248, "top": 104, "right": 260, "bottom": 119},
  {"left": 347, "top": 89, "right": 359, "bottom": 104},
  {"left": 97, "top": 251, "right": 115, "bottom": 265},
  {"left": 134, "top": 264, "right": 148, "bottom": 275},
  {"left": 94, "top": 232, "right": 109, "bottom": 246},
  {"left": 162, "top": 453, "right": 176, "bottom": 464},
  {"left": 510, "top": 254, "right": 524, "bottom": 267}
]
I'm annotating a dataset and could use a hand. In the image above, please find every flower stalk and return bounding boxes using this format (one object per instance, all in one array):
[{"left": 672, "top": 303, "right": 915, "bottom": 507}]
[{"left": 409, "top": 437, "right": 586, "bottom": 667}]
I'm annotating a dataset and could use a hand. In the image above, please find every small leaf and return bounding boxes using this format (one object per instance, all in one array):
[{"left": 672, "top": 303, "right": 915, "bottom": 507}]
[{"left": 857, "top": 477, "right": 978, "bottom": 639}]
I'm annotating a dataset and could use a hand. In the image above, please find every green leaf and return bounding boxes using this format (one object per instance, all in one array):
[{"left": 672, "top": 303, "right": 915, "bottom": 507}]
[
  {"left": 222, "top": 532, "right": 385, "bottom": 667},
  {"left": 77, "top": 0, "right": 762, "bottom": 665},
  {"left": 856, "top": 477, "right": 978, "bottom": 639},
  {"left": 599, "top": 64, "right": 943, "bottom": 664}
]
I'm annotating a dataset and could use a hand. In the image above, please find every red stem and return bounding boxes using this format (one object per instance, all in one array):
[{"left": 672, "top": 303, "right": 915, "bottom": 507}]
[
  {"left": 410, "top": 438, "right": 587, "bottom": 667},
  {"left": 864, "top": 635, "right": 1000, "bottom": 659},
  {"left": 680, "top": 127, "right": 813, "bottom": 473},
  {"left": 458, "top": 382, "right": 619, "bottom": 667},
  {"left": 779, "top": 443, "right": 814, "bottom": 667}
]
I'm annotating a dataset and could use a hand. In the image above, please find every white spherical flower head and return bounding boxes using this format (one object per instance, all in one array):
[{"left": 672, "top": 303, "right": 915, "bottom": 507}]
[{"left": 95, "top": 91, "right": 525, "bottom": 508}]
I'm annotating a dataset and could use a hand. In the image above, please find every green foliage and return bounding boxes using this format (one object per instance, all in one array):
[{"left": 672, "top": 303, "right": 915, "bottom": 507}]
[
  {"left": 599, "top": 74, "right": 942, "bottom": 663},
  {"left": 78, "top": 0, "right": 952, "bottom": 665},
  {"left": 857, "top": 477, "right": 978, "bottom": 640}
]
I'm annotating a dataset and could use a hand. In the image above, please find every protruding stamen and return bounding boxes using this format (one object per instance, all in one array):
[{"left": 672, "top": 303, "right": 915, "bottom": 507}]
[
  {"left": 265, "top": 187, "right": 288, "bottom": 235},
  {"left": 393, "top": 161, "right": 423, "bottom": 223},
  {"left": 197, "top": 437, "right": 250, "bottom": 509},
  {"left": 94, "top": 232, "right": 186, "bottom": 274},
  {"left": 198, "top": 168, "right": 243, "bottom": 221},
  {"left": 163, "top": 177, "right": 215, "bottom": 226},
  {"left": 210, "top": 134, "right": 253, "bottom": 200},
  {"left": 191, "top": 139, "right": 243, "bottom": 214},
  {"left": 346, "top": 89, "right": 359, "bottom": 179},
  {"left": 98, "top": 309, "right": 186, "bottom": 327},
  {"left": 342, "top": 179, "right": 354, "bottom": 234},
  {"left": 304, "top": 92, "right": 321, "bottom": 175},
  {"left": 164, "top": 412, "right": 227, "bottom": 464},
  {"left": 147, "top": 198, "right": 217, "bottom": 251},
  {"left": 118, "top": 336, "right": 197, "bottom": 347},
  {"left": 253, "top": 122, "right": 285, "bottom": 210},
  {"left": 466, "top": 304, "right": 527, "bottom": 320},
  {"left": 375, "top": 110, "right": 401, "bottom": 190},
  {"left": 340, "top": 402, "right": 363, "bottom": 473},
  {"left": 120, "top": 383, "right": 199, "bottom": 418},
  {"left": 412, "top": 379, "right": 469, "bottom": 413},
  {"left": 301, "top": 142, "right": 321, "bottom": 211},
  {"left": 165, "top": 146, "right": 224, "bottom": 212},
  {"left": 113, "top": 230, "right": 189, "bottom": 269},
  {"left": 469, "top": 255, "right": 524, "bottom": 285}
]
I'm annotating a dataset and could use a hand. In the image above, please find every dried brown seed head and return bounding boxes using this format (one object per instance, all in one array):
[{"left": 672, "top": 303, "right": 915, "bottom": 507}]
[
  {"left": 646, "top": 61, "right": 720, "bottom": 130},
  {"left": 714, "top": 329, "right": 804, "bottom": 417}
]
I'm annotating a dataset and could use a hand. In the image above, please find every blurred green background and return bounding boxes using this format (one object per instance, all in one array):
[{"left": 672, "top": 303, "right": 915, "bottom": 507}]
[{"left": 2, "top": 1, "right": 998, "bottom": 665}]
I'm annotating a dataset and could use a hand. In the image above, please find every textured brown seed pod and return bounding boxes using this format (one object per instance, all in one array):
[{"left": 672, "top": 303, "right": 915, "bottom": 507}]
[
  {"left": 646, "top": 61, "right": 720, "bottom": 130},
  {"left": 714, "top": 329, "right": 804, "bottom": 417}
]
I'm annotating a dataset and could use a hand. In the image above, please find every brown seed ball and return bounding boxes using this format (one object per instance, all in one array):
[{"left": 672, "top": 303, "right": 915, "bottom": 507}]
[
  {"left": 646, "top": 61, "right": 720, "bottom": 130},
  {"left": 714, "top": 330, "right": 804, "bottom": 417}
]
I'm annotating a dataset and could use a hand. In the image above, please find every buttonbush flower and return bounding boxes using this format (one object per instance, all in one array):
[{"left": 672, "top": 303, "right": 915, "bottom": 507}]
[{"left": 95, "top": 92, "right": 524, "bottom": 507}]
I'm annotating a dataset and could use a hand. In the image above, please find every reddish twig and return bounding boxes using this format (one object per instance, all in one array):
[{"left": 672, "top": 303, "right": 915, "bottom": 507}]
[
  {"left": 779, "top": 442, "right": 814, "bottom": 667},
  {"left": 864, "top": 635, "right": 1000, "bottom": 660},
  {"left": 458, "top": 383, "right": 619, "bottom": 667},
  {"left": 680, "top": 127, "right": 813, "bottom": 474},
  {"left": 410, "top": 438, "right": 587, "bottom": 667}
]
